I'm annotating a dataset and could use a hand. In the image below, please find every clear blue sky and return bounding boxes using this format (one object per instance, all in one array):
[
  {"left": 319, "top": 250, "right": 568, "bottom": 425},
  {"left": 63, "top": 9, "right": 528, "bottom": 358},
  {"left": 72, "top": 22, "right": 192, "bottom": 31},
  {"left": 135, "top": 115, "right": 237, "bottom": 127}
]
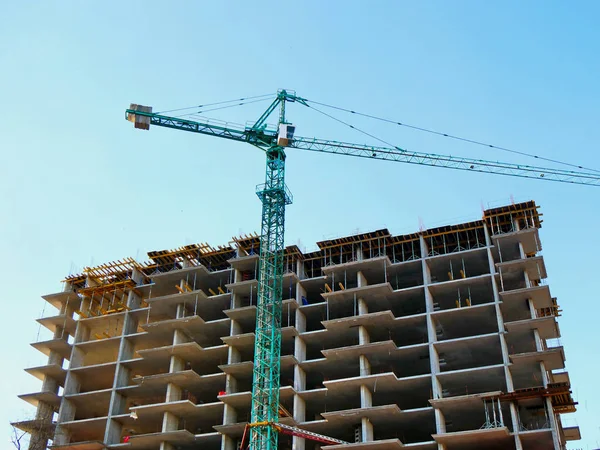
[{"left": 1, "top": 1, "right": 599, "bottom": 448}]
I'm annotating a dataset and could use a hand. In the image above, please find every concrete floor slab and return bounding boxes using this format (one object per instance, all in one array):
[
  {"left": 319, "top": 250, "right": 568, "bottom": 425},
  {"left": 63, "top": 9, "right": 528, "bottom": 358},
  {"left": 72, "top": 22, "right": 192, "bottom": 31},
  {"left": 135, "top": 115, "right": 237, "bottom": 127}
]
[
  {"left": 37, "top": 314, "right": 77, "bottom": 335},
  {"left": 500, "top": 285, "right": 552, "bottom": 309},
  {"left": 505, "top": 316, "right": 559, "bottom": 340},
  {"left": 497, "top": 256, "right": 546, "bottom": 281},
  {"left": 510, "top": 347, "right": 565, "bottom": 371},
  {"left": 25, "top": 363, "right": 67, "bottom": 385},
  {"left": 19, "top": 390, "right": 62, "bottom": 409},
  {"left": 31, "top": 338, "right": 72, "bottom": 360},
  {"left": 42, "top": 291, "right": 81, "bottom": 311},
  {"left": 124, "top": 429, "right": 195, "bottom": 449},
  {"left": 49, "top": 441, "right": 104, "bottom": 450}
]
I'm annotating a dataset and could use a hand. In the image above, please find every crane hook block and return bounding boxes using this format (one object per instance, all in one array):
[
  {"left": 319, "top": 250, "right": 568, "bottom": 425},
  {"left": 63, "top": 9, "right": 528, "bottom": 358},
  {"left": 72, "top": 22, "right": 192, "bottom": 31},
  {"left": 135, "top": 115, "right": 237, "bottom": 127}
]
[
  {"left": 277, "top": 123, "right": 295, "bottom": 147},
  {"left": 127, "top": 104, "right": 153, "bottom": 130}
]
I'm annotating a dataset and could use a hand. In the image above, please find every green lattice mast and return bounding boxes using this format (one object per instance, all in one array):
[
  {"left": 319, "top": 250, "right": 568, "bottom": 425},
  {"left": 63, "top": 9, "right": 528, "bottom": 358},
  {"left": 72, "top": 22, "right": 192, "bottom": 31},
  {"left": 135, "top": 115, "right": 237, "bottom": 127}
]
[{"left": 250, "top": 93, "right": 292, "bottom": 450}]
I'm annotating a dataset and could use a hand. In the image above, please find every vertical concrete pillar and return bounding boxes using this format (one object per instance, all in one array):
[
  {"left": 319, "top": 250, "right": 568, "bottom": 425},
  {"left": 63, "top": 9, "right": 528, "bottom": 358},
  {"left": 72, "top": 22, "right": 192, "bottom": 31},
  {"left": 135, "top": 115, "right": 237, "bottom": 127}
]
[
  {"left": 540, "top": 361, "right": 549, "bottom": 387},
  {"left": 356, "top": 245, "right": 364, "bottom": 262},
  {"left": 486, "top": 235, "right": 515, "bottom": 393},
  {"left": 359, "top": 355, "right": 371, "bottom": 376},
  {"left": 228, "top": 346, "right": 241, "bottom": 364},
  {"left": 358, "top": 298, "right": 368, "bottom": 315},
  {"left": 166, "top": 383, "right": 182, "bottom": 403},
  {"left": 162, "top": 411, "right": 179, "bottom": 432},
  {"left": 221, "top": 435, "right": 236, "bottom": 450},
  {"left": 429, "top": 344, "right": 441, "bottom": 399},
  {"left": 523, "top": 270, "right": 531, "bottom": 289},
  {"left": 358, "top": 326, "right": 370, "bottom": 345},
  {"left": 225, "top": 374, "right": 237, "bottom": 394},
  {"left": 545, "top": 397, "right": 561, "bottom": 449},
  {"left": 293, "top": 394, "right": 306, "bottom": 422},
  {"left": 223, "top": 403, "right": 237, "bottom": 424},
  {"left": 533, "top": 329, "right": 543, "bottom": 352},
  {"left": 173, "top": 329, "right": 189, "bottom": 345},
  {"left": 170, "top": 355, "right": 185, "bottom": 373},
  {"left": 357, "top": 271, "right": 367, "bottom": 288},
  {"left": 296, "top": 258, "right": 305, "bottom": 279},
  {"left": 510, "top": 402, "right": 524, "bottom": 450},
  {"left": 295, "top": 337, "right": 306, "bottom": 363},
  {"left": 434, "top": 408, "right": 446, "bottom": 433},
  {"left": 360, "top": 385, "right": 372, "bottom": 408},
  {"left": 295, "top": 310, "right": 306, "bottom": 334},
  {"left": 527, "top": 299, "right": 537, "bottom": 319},
  {"left": 231, "top": 319, "right": 243, "bottom": 336},
  {"left": 518, "top": 242, "right": 526, "bottom": 259},
  {"left": 361, "top": 417, "right": 373, "bottom": 442},
  {"left": 297, "top": 284, "right": 307, "bottom": 307},
  {"left": 294, "top": 366, "right": 306, "bottom": 391},
  {"left": 160, "top": 441, "right": 176, "bottom": 450}
]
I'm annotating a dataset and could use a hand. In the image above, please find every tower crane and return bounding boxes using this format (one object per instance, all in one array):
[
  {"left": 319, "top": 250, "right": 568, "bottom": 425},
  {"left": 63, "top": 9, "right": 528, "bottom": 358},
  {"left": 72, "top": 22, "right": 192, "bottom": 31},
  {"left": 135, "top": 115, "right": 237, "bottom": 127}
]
[{"left": 126, "top": 90, "right": 599, "bottom": 450}]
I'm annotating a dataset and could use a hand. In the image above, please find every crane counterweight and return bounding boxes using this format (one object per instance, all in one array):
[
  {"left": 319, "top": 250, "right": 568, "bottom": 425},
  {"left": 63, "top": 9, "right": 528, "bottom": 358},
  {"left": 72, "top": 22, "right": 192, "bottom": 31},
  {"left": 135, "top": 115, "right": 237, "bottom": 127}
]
[{"left": 126, "top": 104, "right": 152, "bottom": 130}]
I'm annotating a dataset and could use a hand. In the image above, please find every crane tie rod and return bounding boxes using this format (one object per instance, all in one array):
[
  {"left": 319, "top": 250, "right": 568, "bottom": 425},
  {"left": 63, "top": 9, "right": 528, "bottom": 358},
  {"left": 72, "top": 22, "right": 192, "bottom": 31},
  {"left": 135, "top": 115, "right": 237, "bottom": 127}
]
[{"left": 302, "top": 98, "right": 600, "bottom": 174}]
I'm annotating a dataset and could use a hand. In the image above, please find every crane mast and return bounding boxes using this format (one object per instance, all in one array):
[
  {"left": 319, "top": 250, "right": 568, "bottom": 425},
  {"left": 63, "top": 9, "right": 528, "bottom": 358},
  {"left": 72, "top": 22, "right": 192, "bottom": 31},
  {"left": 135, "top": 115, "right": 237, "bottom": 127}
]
[
  {"left": 250, "top": 95, "right": 291, "bottom": 450},
  {"left": 125, "top": 90, "right": 600, "bottom": 450}
]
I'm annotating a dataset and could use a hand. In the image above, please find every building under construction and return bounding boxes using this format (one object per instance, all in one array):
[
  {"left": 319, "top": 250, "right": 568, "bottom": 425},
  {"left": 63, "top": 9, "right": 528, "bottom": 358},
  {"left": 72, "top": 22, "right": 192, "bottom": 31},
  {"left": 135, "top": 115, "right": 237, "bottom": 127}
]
[{"left": 15, "top": 200, "right": 581, "bottom": 450}]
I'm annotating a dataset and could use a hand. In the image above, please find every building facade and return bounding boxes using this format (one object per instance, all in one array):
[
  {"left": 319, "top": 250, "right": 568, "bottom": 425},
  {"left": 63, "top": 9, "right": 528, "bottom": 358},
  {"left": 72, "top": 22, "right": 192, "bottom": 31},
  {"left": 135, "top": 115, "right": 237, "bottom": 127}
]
[{"left": 15, "top": 201, "right": 580, "bottom": 450}]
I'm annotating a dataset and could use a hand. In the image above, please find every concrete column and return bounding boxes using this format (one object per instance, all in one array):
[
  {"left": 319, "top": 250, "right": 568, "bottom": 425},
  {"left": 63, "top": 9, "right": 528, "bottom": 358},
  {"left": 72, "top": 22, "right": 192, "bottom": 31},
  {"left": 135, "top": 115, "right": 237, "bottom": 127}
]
[
  {"left": 295, "top": 337, "right": 306, "bottom": 363},
  {"left": 545, "top": 397, "right": 561, "bottom": 449},
  {"left": 429, "top": 345, "right": 441, "bottom": 399},
  {"left": 295, "top": 310, "right": 306, "bottom": 333},
  {"left": 528, "top": 299, "right": 537, "bottom": 319},
  {"left": 166, "top": 383, "right": 182, "bottom": 403},
  {"left": 176, "top": 302, "right": 187, "bottom": 319},
  {"left": 361, "top": 417, "right": 373, "bottom": 442},
  {"left": 501, "top": 336, "right": 515, "bottom": 392},
  {"left": 356, "top": 245, "right": 364, "bottom": 262},
  {"left": 486, "top": 243, "right": 515, "bottom": 392},
  {"left": 170, "top": 355, "right": 185, "bottom": 373},
  {"left": 360, "top": 385, "right": 372, "bottom": 408},
  {"left": 296, "top": 258, "right": 305, "bottom": 279},
  {"left": 104, "top": 418, "right": 123, "bottom": 446},
  {"left": 434, "top": 408, "right": 446, "bottom": 433},
  {"left": 358, "top": 326, "right": 370, "bottom": 345},
  {"left": 357, "top": 271, "right": 367, "bottom": 288},
  {"left": 510, "top": 402, "right": 524, "bottom": 450},
  {"left": 162, "top": 411, "right": 179, "bottom": 432},
  {"left": 540, "top": 361, "right": 549, "bottom": 387},
  {"left": 173, "top": 329, "right": 189, "bottom": 345},
  {"left": 228, "top": 346, "right": 241, "bottom": 364},
  {"left": 293, "top": 435, "right": 306, "bottom": 450},
  {"left": 231, "top": 319, "right": 243, "bottom": 336},
  {"left": 523, "top": 270, "right": 531, "bottom": 289},
  {"left": 533, "top": 329, "right": 543, "bottom": 352},
  {"left": 293, "top": 394, "right": 306, "bottom": 422},
  {"left": 105, "top": 293, "right": 144, "bottom": 445},
  {"left": 297, "top": 284, "right": 307, "bottom": 306},
  {"left": 294, "top": 365, "right": 306, "bottom": 391},
  {"left": 160, "top": 441, "right": 176, "bottom": 450},
  {"left": 358, "top": 298, "right": 368, "bottom": 315},
  {"left": 221, "top": 435, "right": 236, "bottom": 450},
  {"left": 518, "top": 242, "right": 526, "bottom": 259},
  {"left": 359, "top": 355, "right": 371, "bottom": 376},
  {"left": 223, "top": 403, "right": 237, "bottom": 424},
  {"left": 225, "top": 374, "right": 237, "bottom": 394}
]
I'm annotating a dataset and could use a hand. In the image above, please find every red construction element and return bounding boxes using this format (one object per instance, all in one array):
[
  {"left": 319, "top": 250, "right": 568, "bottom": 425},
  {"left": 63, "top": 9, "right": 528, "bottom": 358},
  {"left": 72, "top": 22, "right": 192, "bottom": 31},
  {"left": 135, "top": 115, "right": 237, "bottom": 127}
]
[{"left": 239, "top": 422, "right": 348, "bottom": 450}]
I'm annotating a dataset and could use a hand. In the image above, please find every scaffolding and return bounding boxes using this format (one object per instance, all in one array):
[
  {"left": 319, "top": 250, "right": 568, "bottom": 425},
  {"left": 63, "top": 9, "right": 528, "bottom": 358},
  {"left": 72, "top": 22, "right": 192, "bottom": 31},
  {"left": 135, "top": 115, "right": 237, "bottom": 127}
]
[{"left": 484, "top": 200, "right": 542, "bottom": 235}]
